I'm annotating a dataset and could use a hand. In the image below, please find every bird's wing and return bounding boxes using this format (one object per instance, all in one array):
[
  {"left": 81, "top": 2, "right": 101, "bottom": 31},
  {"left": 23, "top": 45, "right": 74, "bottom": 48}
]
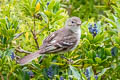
[
  {"left": 41, "top": 29, "right": 77, "bottom": 53},
  {"left": 47, "top": 36, "right": 77, "bottom": 53},
  {"left": 43, "top": 31, "right": 58, "bottom": 44}
]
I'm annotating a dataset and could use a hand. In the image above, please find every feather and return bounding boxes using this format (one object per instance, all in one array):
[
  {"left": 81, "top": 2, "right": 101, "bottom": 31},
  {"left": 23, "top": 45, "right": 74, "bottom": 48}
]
[{"left": 17, "top": 50, "right": 43, "bottom": 65}]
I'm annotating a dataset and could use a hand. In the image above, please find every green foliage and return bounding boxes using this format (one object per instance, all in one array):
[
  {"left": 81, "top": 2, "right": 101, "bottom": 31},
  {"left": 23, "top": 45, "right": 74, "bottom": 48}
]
[
  {"left": 0, "top": 0, "right": 120, "bottom": 80},
  {"left": 0, "top": 50, "right": 21, "bottom": 80},
  {"left": 61, "top": 0, "right": 119, "bottom": 21},
  {"left": 0, "top": 17, "right": 18, "bottom": 48}
]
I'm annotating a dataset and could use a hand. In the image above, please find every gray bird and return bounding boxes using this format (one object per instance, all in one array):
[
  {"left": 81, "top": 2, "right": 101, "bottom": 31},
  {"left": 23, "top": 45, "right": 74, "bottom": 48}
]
[{"left": 17, "top": 17, "right": 82, "bottom": 65}]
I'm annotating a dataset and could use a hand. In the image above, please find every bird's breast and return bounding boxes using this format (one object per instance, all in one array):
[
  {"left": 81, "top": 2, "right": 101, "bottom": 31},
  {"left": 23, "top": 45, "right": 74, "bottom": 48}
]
[{"left": 71, "top": 28, "right": 81, "bottom": 50}]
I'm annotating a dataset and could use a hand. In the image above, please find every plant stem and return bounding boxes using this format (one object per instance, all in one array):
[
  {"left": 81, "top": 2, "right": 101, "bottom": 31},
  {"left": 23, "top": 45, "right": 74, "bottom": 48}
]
[
  {"left": 32, "top": 15, "right": 39, "bottom": 49},
  {"left": 0, "top": 73, "right": 4, "bottom": 80},
  {"left": 25, "top": 20, "right": 40, "bottom": 49},
  {"left": 15, "top": 47, "right": 32, "bottom": 54},
  {"left": 31, "top": 30, "right": 40, "bottom": 49}
]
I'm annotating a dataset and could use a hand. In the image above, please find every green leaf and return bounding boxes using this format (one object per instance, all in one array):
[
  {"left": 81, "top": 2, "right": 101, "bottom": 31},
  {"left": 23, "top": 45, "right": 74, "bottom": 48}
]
[
  {"left": 31, "top": 0, "right": 36, "bottom": 12},
  {"left": 111, "top": 47, "right": 118, "bottom": 56},
  {"left": 95, "top": 57, "right": 101, "bottom": 63},
  {"left": 104, "top": 48, "right": 111, "bottom": 56},
  {"left": 87, "top": 33, "right": 93, "bottom": 42},
  {"left": 0, "top": 19, "right": 6, "bottom": 24},
  {"left": 53, "top": 1, "right": 60, "bottom": 13},
  {"left": 56, "top": 9, "right": 64, "bottom": 15},
  {"left": 40, "top": 12, "right": 48, "bottom": 23},
  {"left": 48, "top": 0, "right": 55, "bottom": 10},
  {"left": 93, "top": 33, "right": 104, "bottom": 43},
  {"left": 81, "top": 72, "right": 87, "bottom": 80},
  {"left": 102, "top": 15, "right": 117, "bottom": 28},
  {"left": 86, "top": 66, "right": 94, "bottom": 78},
  {"left": 69, "top": 65, "right": 81, "bottom": 80},
  {"left": 90, "top": 75, "right": 95, "bottom": 80},
  {"left": 106, "top": 19, "right": 117, "bottom": 28},
  {"left": 97, "top": 68, "right": 110, "bottom": 78},
  {"left": 115, "top": 36, "right": 120, "bottom": 45},
  {"left": 112, "top": 5, "right": 120, "bottom": 15}
]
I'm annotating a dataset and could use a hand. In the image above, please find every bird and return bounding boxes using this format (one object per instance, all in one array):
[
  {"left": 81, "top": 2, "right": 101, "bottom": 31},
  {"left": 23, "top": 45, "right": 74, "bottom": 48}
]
[{"left": 17, "top": 17, "right": 82, "bottom": 65}]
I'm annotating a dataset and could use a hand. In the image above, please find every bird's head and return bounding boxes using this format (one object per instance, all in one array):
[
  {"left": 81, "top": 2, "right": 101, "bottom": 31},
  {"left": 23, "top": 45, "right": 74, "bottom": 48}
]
[
  {"left": 65, "top": 17, "right": 81, "bottom": 32},
  {"left": 66, "top": 17, "right": 81, "bottom": 27}
]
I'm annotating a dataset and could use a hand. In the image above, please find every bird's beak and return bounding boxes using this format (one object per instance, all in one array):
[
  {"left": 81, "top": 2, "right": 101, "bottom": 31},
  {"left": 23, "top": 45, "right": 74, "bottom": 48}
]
[{"left": 77, "top": 21, "right": 81, "bottom": 25}]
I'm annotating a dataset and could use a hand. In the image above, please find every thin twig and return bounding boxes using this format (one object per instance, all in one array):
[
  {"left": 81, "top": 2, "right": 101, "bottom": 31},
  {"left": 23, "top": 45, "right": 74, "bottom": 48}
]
[
  {"left": 0, "top": 72, "right": 4, "bottom": 80},
  {"left": 25, "top": 19, "right": 46, "bottom": 64},
  {"left": 25, "top": 20, "right": 40, "bottom": 49},
  {"left": 31, "top": 30, "right": 40, "bottom": 49},
  {"left": 14, "top": 32, "right": 24, "bottom": 39},
  {"left": 7, "top": 72, "right": 12, "bottom": 80},
  {"left": 15, "top": 47, "right": 32, "bottom": 54},
  {"left": 33, "top": 15, "right": 39, "bottom": 49},
  {"left": 15, "top": 55, "right": 21, "bottom": 59}
]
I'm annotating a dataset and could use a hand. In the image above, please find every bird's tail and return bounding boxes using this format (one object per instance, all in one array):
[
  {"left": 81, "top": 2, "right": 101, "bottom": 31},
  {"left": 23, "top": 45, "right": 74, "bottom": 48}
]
[{"left": 17, "top": 50, "right": 43, "bottom": 65}]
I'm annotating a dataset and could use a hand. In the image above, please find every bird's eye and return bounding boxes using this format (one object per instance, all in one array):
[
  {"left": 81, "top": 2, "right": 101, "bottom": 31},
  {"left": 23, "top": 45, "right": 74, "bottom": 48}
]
[{"left": 72, "top": 21, "right": 74, "bottom": 23}]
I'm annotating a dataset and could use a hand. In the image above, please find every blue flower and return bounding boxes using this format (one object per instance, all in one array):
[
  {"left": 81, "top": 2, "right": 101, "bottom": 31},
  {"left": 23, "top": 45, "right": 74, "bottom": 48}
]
[
  {"left": 10, "top": 52, "right": 15, "bottom": 60},
  {"left": 85, "top": 68, "right": 89, "bottom": 77},
  {"left": 88, "top": 24, "right": 98, "bottom": 37},
  {"left": 94, "top": 75, "right": 98, "bottom": 80},
  {"left": 47, "top": 66, "right": 54, "bottom": 78},
  {"left": 111, "top": 47, "right": 118, "bottom": 56},
  {"left": 87, "top": 77, "right": 90, "bottom": 80},
  {"left": 88, "top": 24, "right": 93, "bottom": 33},
  {"left": 47, "top": 2, "right": 49, "bottom": 6},
  {"left": 60, "top": 76, "right": 64, "bottom": 80},
  {"left": 92, "top": 29, "right": 98, "bottom": 37},
  {"left": 94, "top": 23, "right": 97, "bottom": 28},
  {"left": 27, "top": 71, "right": 34, "bottom": 78}
]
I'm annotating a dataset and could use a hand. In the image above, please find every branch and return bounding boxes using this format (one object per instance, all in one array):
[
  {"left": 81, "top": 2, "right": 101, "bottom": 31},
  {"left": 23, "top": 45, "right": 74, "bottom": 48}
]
[
  {"left": 15, "top": 55, "right": 21, "bottom": 59},
  {"left": 25, "top": 20, "right": 40, "bottom": 49},
  {"left": 0, "top": 73, "right": 4, "bottom": 80},
  {"left": 15, "top": 47, "right": 32, "bottom": 54},
  {"left": 33, "top": 15, "right": 40, "bottom": 49},
  {"left": 31, "top": 30, "right": 40, "bottom": 49},
  {"left": 14, "top": 32, "right": 24, "bottom": 39}
]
